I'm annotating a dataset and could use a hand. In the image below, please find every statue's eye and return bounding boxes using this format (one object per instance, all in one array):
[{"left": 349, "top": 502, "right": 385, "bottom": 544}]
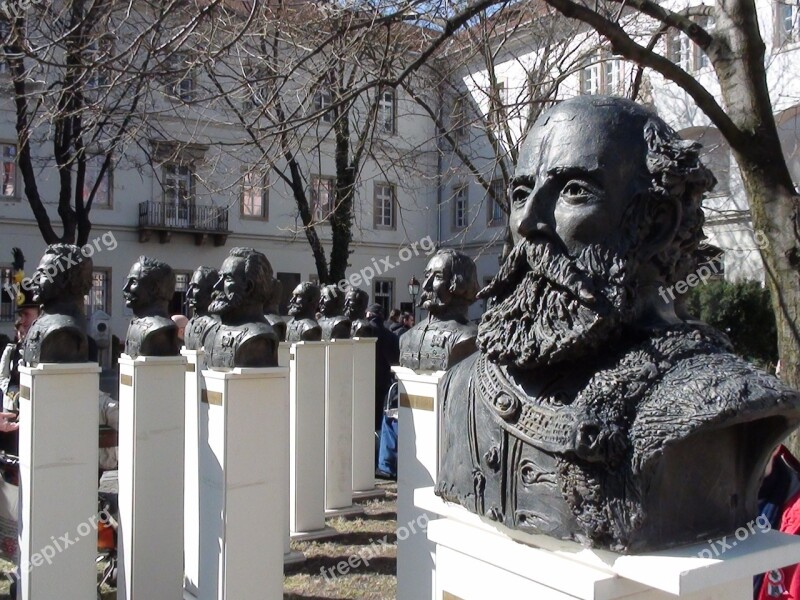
[
  {"left": 560, "top": 180, "right": 597, "bottom": 205},
  {"left": 511, "top": 184, "right": 533, "bottom": 207}
]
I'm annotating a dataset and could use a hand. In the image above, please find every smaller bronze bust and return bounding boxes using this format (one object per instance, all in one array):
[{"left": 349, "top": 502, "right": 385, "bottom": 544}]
[
  {"left": 204, "top": 247, "right": 278, "bottom": 369},
  {"left": 264, "top": 277, "right": 287, "bottom": 342},
  {"left": 318, "top": 284, "right": 351, "bottom": 340},
  {"left": 399, "top": 250, "right": 478, "bottom": 371},
  {"left": 286, "top": 282, "right": 322, "bottom": 342},
  {"left": 22, "top": 244, "right": 92, "bottom": 366},
  {"left": 344, "top": 288, "right": 377, "bottom": 338},
  {"left": 123, "top": 256, "right": 180, "bottom": 359},
  {"left": 184, "top": 266, "right": 219, "bottom": 351}
]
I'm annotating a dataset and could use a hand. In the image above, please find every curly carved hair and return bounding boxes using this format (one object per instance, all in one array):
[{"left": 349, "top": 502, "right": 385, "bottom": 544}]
[
  {"left": 44, "top": 243, "right": 94, "bottom": 298},
  {"left": 228, "top": 247, "right": 273, "bottom": 306}
]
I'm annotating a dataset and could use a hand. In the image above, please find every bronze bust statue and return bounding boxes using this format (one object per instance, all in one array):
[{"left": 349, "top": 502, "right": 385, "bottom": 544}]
[
  {"left": 344, "top": 288, "right": 376, "bottom": 338},
  {"left": 184, "top": 266, "right": 219, "bottom": 351},
  {"left": 286, "top": 282, "right": 322, "bottom": 342},
  {"left": 399, "top": 250, "right": 478, "bottom": 371},
  {"left": 264, "top": 277, "right": 287, "bottom": 342},
  {"left": 123, "top": 256, "right": 180, "bottom": 359},
  {"left": 318, "top": 284, "right": 351, "bottom": 340},
  {"left": 204, "top": 247, "right": 278, "bottom": 369},
  {"left": 22, "top": 244, "right": 92, "bottom": 366},
  {"left": 436, "top": 96, "right": 800, "bottom": 553}
]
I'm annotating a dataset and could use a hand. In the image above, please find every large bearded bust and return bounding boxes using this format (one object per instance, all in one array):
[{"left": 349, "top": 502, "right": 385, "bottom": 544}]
[
  {"left": 204, "top": 248, "right": 278, "bottom": 369},
  {"left": 435, "top": 96, "right": 800, "bottom": 553},
  {"left": 184, "top": 265, "right": 219, "bottom": 351},
  {"left": 318, "top": 285, "right": 351, "bottom": 341},
  {"left": 286, "top": 282, "right": 322, "bottom": 342},
  {"left": 22, "top": 244, "right": 92, "bottom": 366},
  {"left": 399, "top": 250, "right": 479, "bottom": 372}
]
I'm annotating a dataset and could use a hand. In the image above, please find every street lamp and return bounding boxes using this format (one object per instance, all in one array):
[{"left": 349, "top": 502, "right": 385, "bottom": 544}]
[{"left": 408, "top": 276, "right": 420, "bottom": 322}]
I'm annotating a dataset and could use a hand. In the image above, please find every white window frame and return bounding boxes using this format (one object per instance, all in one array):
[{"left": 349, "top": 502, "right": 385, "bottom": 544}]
[
  {"left": 241, "top": 171, "right": 269, "bottom": 220},
  {"left": 453, "top": 185, "right": 468, "bottom": 230},
  {"left": 487, "top": 179, "right": 505, "bottom": 227},
  {"left": 84, "top": 269, "right": 110, "bottom": 320},
  {"left": 314, "top": 88, "right": 333, "bottom": 123},
  {"left": 378, "top": 87, "right": 396, "bottom": 134},
  {"left": 373, "top": 278, "right": 394, "bottom": 318},
  {"left": 581, "top": 50, "right": 623, "bottom": 95},
  {"left": 163, "top": 162, "right": 195, "bottom": 224},
  {"left": 0, "top": 266, "right": 14, "bottom": 322},
  {"left": 1, "top": 142, "right": 16, "bottom": 200},
  {"left": 373, "top": 182, "right": 396, "bottom": 230},
  {"left": 164, "top": 52, "right": 195, "bottom": 102},
  {"left": 84, "top": 154, "right": 112, "bottom": 208},
  {"left": 667, "top": 30, "right": 693, "bottom": 71},
  {"left": 776, "top": 0, "right": 800, "bottom": 45},
  {"left": 310, "top": 175, "right": 335, "bottom": 223}
]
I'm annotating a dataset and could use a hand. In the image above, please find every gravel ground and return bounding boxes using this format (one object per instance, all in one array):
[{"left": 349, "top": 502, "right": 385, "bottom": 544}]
[{"left": 0, "top": 481, "right": 398, "bottom": 599}]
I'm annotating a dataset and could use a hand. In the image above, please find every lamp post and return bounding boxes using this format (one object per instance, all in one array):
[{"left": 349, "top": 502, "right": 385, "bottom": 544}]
[{"left": 408, "top": 276, "right": 420, "bottom": 322}]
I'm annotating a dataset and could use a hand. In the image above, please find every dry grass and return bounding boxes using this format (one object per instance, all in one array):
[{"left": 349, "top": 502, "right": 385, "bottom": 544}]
[{"left": 0, "top": 482, "right": 398, "bottom": 600}]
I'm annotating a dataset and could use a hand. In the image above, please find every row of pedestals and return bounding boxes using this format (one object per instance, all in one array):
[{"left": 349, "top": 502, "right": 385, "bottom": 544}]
[
  {"left": 16, "top": 337, "right": 377, "bottom": 600},
  {"left": 392, "top": 366, "right": 800, "bottom": 600}
]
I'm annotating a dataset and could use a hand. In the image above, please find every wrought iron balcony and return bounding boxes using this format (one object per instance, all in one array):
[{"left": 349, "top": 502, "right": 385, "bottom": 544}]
[{"left": 138, "top": 201, "right": 230, "bottom": 246}]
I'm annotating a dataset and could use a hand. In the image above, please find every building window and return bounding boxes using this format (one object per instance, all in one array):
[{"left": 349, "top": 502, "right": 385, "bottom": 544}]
[
  {"left": 164, "top": 52, "right": 195, "bottom": 101},
  {"left": 1, "top": 143, "right": 16, "bottom": 199},
  {"left": 776, "top": 0, "right": 800, "bottom": 44},
  {"left": 487, "top": 179, "right": 505, "bottom": 227},
  {"left": 453, "top": 185, "right": 468, "bottom": 230},
  {"left": 163, "top": 163, "right": 195, "bottom": 224},
  {"left": 373, "top": 182, "right": 395, "bottom": 229},
  {"left": 581, "top": 50, "right": 623, "bottom": 95},
  {"left": 310, "top": 175, "right": 335, "bottom": 222},
  {"left": 694, "top": 16, "right": 713, "bottom": 69},
  {"left": 242, "top": 64, "right": 274, "bottom": 110},
  {"left": 667, "top": 30, "right": 693, "bottom": 70},
  {"left": 489, "top": 79, "right": 506, "bottom": 126},
  {"left": 85, "top": 38, "right": 112, "bottom": 93},
  {"left": 373, "top": 279, "right": 393, "bottom": 318},
  {"left": 314, "top": 87, "right": 333, "bottom": 123},
  {"left": 0, "top": 266, "right": 14, "bottom": 322},
  {"left": 0, "top": 19, "right": 10, "bottom": 77},
  {"left": 241, "top": 172, "right": 269, "bottom": 220},
  {"left": 452, "top": 93, "right": 468, "bottom": 138},
  {"left": 83, "top": 154, "right": 111, "bottom": 208},
  {"left": 84, "top": 269, "right": 110, "bottom": 320},
  {"left": 378, "top": 88, "right": 395, "bottom": 134}
]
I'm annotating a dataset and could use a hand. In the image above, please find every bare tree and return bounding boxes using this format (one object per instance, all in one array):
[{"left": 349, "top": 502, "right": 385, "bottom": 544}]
[{"left": 0, "top": 0, "right": 227, "bottom": 246}]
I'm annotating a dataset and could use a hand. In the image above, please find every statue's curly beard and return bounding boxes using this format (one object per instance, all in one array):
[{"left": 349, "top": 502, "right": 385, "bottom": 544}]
[
  {"left": 477, "top": 239, "right": 638, "bottom": 370},
  {"left": 208, "top": 291, "right": 244, "bottom": 316}
]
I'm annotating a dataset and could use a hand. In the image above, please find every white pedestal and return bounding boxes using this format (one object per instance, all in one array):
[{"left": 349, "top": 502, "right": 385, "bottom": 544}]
[
  {"left": 324, "top": 340, "right": 362, "bottom": 517},
  {"left": 17, "top": 362, "right": 100, "bottom": 600},
  {"left": 351, "top": 337, "right": 380, "bottom": 498},
  {"left": 393, "top": 366, "right": 445, "bottom": 600},
  {"left": 278, "top": 341, "right": 290, "bottom": 368},
  {"left": 117, "top": 354, "right": 186, "bottom": 600},
  {"left": 199, "top": 366, "right": 289, "bottom": 600},
  {"left": 290, "top": 342, "right": 336, "bottom": 541},
  {"left": 181, "top": 348, "right": 205, "bottom": 595},
  {"left": 417, "top": 488, "right": 800, "bottom": 599}
]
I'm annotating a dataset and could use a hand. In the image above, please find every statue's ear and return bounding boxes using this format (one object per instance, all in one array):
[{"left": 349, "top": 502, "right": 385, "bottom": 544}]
[
  {"left": 638, "top": 193, "right": 681, "bottom": 261},
  {"left": 449, "top": 274, "right": 463, "bottom": 294}
]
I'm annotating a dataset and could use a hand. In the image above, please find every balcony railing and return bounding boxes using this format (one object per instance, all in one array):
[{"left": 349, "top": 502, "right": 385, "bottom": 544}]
[{"left": 138, "top": 201, "right": 230, "bottom": 246}]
